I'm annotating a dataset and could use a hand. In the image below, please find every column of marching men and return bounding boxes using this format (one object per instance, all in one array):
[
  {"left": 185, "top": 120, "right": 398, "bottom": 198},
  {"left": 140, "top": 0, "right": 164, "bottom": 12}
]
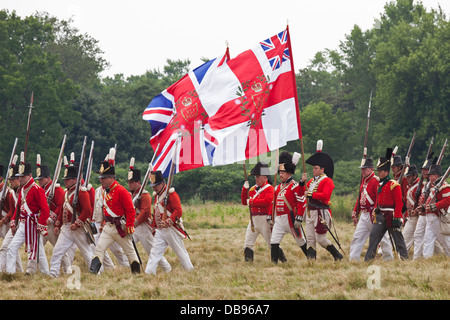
[
  {"left": 0, "top": 138, "right": 449, "bottom": 277},
  {"left": 241, "top": 140, "right": 449, "bottom": 263},
  {"left": 0, "top": 146, "right": 193, "bottom": 276}
]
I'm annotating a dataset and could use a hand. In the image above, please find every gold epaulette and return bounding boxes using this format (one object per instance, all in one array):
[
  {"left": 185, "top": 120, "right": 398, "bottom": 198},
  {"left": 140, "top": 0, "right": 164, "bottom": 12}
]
[
  {"left": 249, "top": 186, "right": 256, "bottom": 192},
  {"left": 389, "top": 179, "right": 400, "bottom": 190}
]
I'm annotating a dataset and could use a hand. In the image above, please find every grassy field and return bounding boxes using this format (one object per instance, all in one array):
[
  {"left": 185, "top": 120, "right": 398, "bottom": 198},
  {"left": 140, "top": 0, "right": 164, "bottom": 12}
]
[{"left": 0, "top": 201, "right": 449, "bottom": 301}]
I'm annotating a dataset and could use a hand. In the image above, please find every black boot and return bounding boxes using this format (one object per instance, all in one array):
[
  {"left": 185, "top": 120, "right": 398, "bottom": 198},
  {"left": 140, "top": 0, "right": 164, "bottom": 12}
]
[
  {"left": 300, "top": 243, "right": 307, "bottom": 257},
  {"left": 271, "top": 244, "right": 280, "bottom": 263},
  {"left": 278, "top": 247, "right": 287, "bottom": 263},
  {"left": 244, "top": 247, "right": 254, "bottom": 262},
  {"left": 130, "top": 261, "right": 141, "bottom": 274},
  {"left": 307, "top": 246, "right": 316, "bottom": 260},
  {"left": 89, "top": 256, "right": 102, "bottom": 274},
  {"left": 326, "top": 245, "right": 343, "bottom": 261}
]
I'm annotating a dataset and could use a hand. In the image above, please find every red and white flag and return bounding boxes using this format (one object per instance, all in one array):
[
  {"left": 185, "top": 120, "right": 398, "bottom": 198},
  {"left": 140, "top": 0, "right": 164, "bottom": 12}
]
[{"left": 143, "top": 27, "right": 302, "bottom": 175}]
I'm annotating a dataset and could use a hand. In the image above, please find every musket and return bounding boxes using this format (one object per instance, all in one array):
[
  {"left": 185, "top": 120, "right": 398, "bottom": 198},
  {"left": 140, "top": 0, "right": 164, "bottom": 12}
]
[
  {"left": 0, "top": 138, "right": 18, "bottom": 210},
  {"left": 414, "top": 136, "right": 434, "bottom": 207},
  {"left": 427, "top": 165, "right": 450, "bottom": 205},
  {"left": 23, "top": 92, "right": 34, "bottom": 161},
  {"left": 163, "top": 135, "right": 181, "bottom": 221},
  {"left": 355, "top": 92, "right": 373, "bottom": 222},
  {"left": 47, "top": 135, "right": 66, "bottom": 206},
  {"left": 397, "top": 132, "right": 416, "bottom": 182},
  {"left": 270, "top": 149, "right": 280, "bottom": 223},
  {"left": 82, "top": 140, "right": 95, "bottom": 188},
  {"left": 71, "top": 136, "right": 87, "bottom": 224},
  {"left": 422, "top": 139, "right": 448, "bottom": 203},
  {"left": 436, "top": 139, "right": 448, "bottom": 165},
  {"left": 132, "top": 143, "right": 160, "bottom": 206},
  {"left": 243, "top": 163, "right": 255, "bottom": 232},
  {"left": 320, "top": 215, "right": 346, "bottom": 256}
]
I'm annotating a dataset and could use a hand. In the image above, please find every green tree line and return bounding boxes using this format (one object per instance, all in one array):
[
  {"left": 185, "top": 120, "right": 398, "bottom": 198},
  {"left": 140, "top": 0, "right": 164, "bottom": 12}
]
[{"left": 1, "top": 0, "right": 449, "bottom": 202}]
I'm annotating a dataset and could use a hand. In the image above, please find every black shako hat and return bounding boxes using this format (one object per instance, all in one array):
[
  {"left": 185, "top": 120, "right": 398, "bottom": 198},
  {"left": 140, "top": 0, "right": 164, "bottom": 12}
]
[
  {"left": 149, "top": 170, "right": 164, "bottom": 187},
  {"left": 429, "top": 164, "right": 442, "bottom": 176},
  {"left": 405, "top": 164, "right": 418, "bottom": 177},
  {"left": 377, "top": 148, "right": 392, "bottom": 172},
  {"left": 359, "top": 158, "right": 374, "bottom": 169},
  {"left": 16, "top": 151, "right": 32, "bottom": 177},
  {"left": 128, "top": 157, "right": 141, "bottom": 182},
  {"left": 305, "top": 140, "right": 334, "bottom": 179},
  {"left": 35, "top": 154, "right": 51, "bottom": 180},
  {"left": 98, "top": 148, "right": 116, "bottom": 178}
]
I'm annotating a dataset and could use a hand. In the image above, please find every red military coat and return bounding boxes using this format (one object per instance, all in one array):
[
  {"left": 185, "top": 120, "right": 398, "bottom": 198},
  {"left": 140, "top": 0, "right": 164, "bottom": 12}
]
[
  {"left": 352, "top": 171, "right": 379, "bottom": 219},
  {"left": 0, "top": 182, "right": 15, "bottom": 224},
  {"left": 297, "top": 174, "right": 334, "bottom": 217},
  {"left": 13, "top": 178, "right": 49, "bottom": 228},
  {"left": 42, "top": 180, "right": 64, "bottom": 223},
  {"left": 271, "top": 179, "right": 299, "bottom": 217},
  {"left": 404, "top": 177, "right": 420, "bottom": 218},
  {"left": 131, "top": 189, "right": 152, "bottom": 226},
  {"left": 102, "top": 180, "right": 136, "bottom": 233},
  {"left": 425, "top": 183, "right": 450, "bottom": 216},
  {"left": 241, "top": 181, "right": 274, "bottom": 215},
  {"left": 151, "top": 186, "right": 186, "bottom": 238},
  {"left": 374, "top": 177, "right": 403, "bottom": 220},
  {"left": 56, "top": 184, "right": 92, "bottom": 228}
]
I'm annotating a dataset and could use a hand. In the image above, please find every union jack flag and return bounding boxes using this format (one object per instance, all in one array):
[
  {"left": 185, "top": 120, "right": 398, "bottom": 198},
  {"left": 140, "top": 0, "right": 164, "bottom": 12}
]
[{"left": 260, "top": 30, "right": 290, "bottom": 71}]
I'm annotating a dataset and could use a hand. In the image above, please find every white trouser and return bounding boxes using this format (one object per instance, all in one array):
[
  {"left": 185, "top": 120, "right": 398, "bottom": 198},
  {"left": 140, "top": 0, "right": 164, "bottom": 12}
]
[
  {"left": 93, "top": 222, "right": 128, "bottom": 269},
  {"left": 43, "top": 222, "right": 72, "bottom": 273},
  {"left": 0, "top": 228, "right": 23, "bottom": 272},
  {"left": 6, "top": 222, "right": 49, "bottom": 274},
  {"left": 402, "top": 215, "right": 418, "bottom": 251},
  {"left": 133, "top": 223, "right": 171, "bottom": 271},
  {"left": 145, "top": 227, "right": 192, "bottom": 275},
  {"left": 270, "top": 214, "right": 306, "bottom": 247},
  {"left": 244, "top": 215, "right": 273, "bottom": 250},
  {"left": 422, "top": 214, "right": 450, "bottom": 258},
  {"left": 349, "top": 211, "right": 393, "bottom": 261},
  {"left": 305, "top": 209, "right": 332, "bottom": 250},
  {"left": 413, "top": 215, "right": 427, "bottom": 259},
  {"left": 49, "top": 223, "right": 94, "bottom": 277}
]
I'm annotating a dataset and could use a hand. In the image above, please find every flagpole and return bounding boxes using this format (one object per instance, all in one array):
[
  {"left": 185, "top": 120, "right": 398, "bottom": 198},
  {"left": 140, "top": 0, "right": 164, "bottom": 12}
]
[{"left": 286, "top": 24, "right": 306, "bottom": 173}]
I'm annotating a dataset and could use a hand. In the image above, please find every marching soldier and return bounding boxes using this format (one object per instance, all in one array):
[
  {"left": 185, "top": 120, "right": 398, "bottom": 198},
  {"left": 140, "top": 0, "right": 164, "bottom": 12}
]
[
  {"left": 49, "top": 158, "right": 94, "bottom": 277},
  {"left": 412, "top": 156, "right": 441, "bottom": 259},
  {"left": 415, "top": 164, "right": 450, "bottom": 258},
  {"left": 349, "top": 158, "right": 393, "bottom": 261},
  {"left": 402, "top": 165, "right": 420, "bottom": 251},
  {"left": 92, "top": 183, "right": 130, "bottom": 270},
  {"left": 391, "top": 154, "right": 408, "bottom": 201},
  {"left": 268, "top": 152, "right": 307, "bottom": 263},
  {"left": 0, "top": 158, "right": 23, "bottom": 272},
  {"left": 34, "top": 155, "right": 71, "bottom": 274},
  {"left": 145, "top": 170, "right": 193, "bottom": 275},
  {"left": 364, "top": 148, "right": 409, "bottom": 261},
  {"left": 241, "top": 161, "right": 279, "bottom": 262},
  {"left": 6, "top": 153, "right": 50, "bottom": 275},
  {"left": 0, "top": 164, "right": 15, "bottom": 239},
  {"left": 300, "top": 140, "right": 342, "bottom": 261},
  {"left": 89, "top": 148, "right": 141, "bottom": 274},
  {"left": 128, "top": 159, "right": 171, "bottom": 272}
]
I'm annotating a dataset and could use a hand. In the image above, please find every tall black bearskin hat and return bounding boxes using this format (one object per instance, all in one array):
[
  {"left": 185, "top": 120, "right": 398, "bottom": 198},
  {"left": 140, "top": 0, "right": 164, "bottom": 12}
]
[
  {"left": 16, "top": 151, "right": 32, "bottom": 177},
  {"left": 98, "top": 148, "right": 116, "bottom": 178},
  {"left": 377, "top": 148, "right": 392, "bottom": 172},
  {"left": 250, "top": 161, "right": 272, "bottom": 176},
  {"left": 278, "top": 152, "right": 300, "bottom": 174},
  {"left": 305, "top": 140, "right": 334, "bottom": 178},
  {"left": 35, "top": 154, "right": 51, "bottom": 180},
  {"left": 128, "top": 157, "right": 141, "bottom": 182}
]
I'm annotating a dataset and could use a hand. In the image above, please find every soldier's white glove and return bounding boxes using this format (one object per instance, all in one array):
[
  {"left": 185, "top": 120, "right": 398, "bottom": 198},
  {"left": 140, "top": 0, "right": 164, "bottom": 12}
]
[{"left": 243, "top": 181, "right": 249, "bottom": 189}]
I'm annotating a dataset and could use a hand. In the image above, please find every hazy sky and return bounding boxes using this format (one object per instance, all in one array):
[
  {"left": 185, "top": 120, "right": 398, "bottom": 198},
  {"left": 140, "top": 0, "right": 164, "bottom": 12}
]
[{"left": 2, "top": 0, "right": 449, "bottom": 78}]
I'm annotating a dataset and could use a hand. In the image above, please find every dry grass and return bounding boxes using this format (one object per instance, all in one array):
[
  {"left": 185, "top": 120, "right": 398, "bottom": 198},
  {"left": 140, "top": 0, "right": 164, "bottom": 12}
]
[{"left": 1, "top": 202, "right": 449, "bottom": 300}]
